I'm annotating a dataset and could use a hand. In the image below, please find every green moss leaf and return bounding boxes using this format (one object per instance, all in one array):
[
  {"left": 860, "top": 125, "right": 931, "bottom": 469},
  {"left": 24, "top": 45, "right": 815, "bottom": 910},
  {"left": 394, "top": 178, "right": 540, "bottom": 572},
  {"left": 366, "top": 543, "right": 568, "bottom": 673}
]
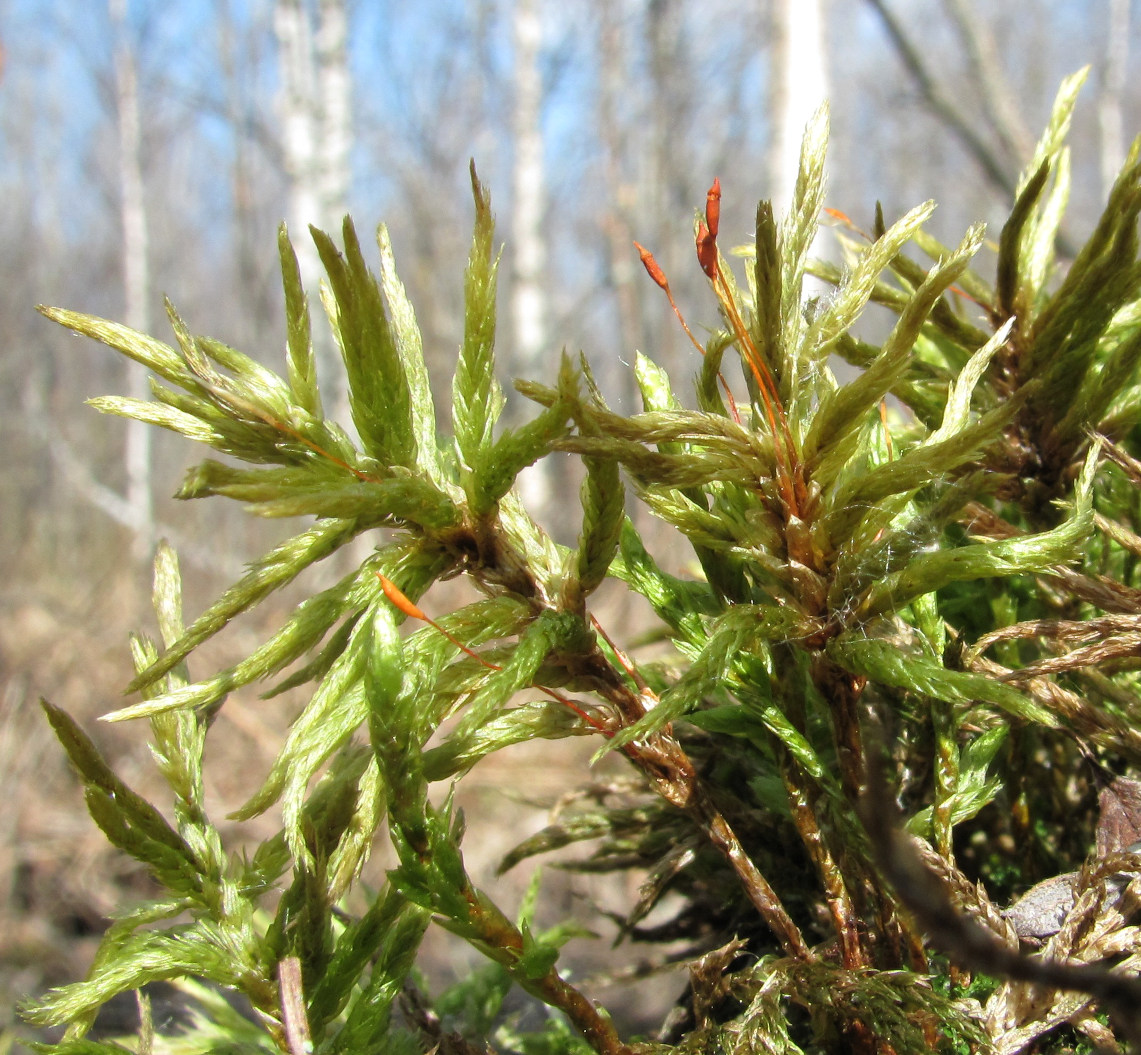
[
  {"left": 454, "top": 162, "right": 505, "bottom": 494},
  {"left": 828, "top": 637, "right": 1056, "bottom": 725},
  {"left": 279, "top": 223, "right": 321, "bottom": 417},
  {"left": 312, "top": 218, "right": 416, "bottom": 467}
]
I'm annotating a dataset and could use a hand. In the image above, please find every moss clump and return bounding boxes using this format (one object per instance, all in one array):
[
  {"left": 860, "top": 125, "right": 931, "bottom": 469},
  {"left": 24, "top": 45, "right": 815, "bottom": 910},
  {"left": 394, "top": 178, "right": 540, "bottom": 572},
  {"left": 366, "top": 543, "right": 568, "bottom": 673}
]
[{"left": 26, "top": 71, "right": 1141, "bottom": 1053}]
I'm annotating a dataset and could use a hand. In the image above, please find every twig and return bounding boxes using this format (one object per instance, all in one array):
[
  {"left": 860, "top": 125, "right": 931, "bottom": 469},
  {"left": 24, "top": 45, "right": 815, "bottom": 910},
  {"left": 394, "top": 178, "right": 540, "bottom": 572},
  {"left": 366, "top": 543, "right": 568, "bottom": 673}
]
[
  {"left": 278, "top": 957, "right": 312, "bottom": 1055},
  {"left": 571, "top": 641, "right": 814, "bottom": 961},
  {"left": 779, "top": 751, "right": 862, "bottom": 967},
  {"left": 943, "top": 0, "right": 1033, "bottom": 167},
  {"left": 862, "top": 0, "right": 1017, "bottom": 197},
  {"left": 30, "top": 414, "right": 247, "bottom": 578},
  {"left": 689, "top": 786, "right": 814, "bottom": 961}
]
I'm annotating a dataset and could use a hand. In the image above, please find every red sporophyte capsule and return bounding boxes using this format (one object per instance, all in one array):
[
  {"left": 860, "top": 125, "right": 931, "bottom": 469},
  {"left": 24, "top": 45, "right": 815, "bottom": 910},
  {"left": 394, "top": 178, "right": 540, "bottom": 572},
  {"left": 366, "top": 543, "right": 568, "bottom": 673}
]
[
  {"left": 696, "top": 220, "right": 717, "bottom": 279},
  {"left": 377, "top": 573, "right": 427, "bottom": 620},
  {"left": 634, "top": 241, "right": 670, "bottom": 291},
  {"left": 705, "top": 178, "right": 721, "bottom": 239}
]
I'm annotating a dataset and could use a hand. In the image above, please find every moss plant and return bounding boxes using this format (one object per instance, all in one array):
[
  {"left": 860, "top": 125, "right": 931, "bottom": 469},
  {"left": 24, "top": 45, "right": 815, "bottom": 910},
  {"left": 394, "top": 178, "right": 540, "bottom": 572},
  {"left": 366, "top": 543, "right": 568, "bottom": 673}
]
[{"left": 25, "top": 71, "right": 1141, "bottom": 1052}]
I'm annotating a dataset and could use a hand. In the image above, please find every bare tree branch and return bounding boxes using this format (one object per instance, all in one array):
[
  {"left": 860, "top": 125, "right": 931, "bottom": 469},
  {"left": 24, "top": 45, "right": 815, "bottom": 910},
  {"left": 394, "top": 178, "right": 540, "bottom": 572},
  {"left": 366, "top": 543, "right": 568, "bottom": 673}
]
[
  {"left": 862, "top": 0, "right": 1020, "bottom": 198},
  {"left": 24, "top": 392, "right": 246, "bottom": 579},
  {"left": 944, "top": 0, "right": 1034, "bottom": 168}
]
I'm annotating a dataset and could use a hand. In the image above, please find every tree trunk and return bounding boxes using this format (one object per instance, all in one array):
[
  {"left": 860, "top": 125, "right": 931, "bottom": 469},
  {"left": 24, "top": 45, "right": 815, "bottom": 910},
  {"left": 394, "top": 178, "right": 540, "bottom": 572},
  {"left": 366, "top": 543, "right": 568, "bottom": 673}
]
[
  {"left": 510, "top": 0, "right": 550, "bottom": 518},
  {"left": 275, "top": 0, "right": 351, "bottom": 416},
  {"left": 110, "top": 0, "right": 155, "bottom": 561},
  {"left": 595, "top": 0, "right": 641, "bottom": 402},
  {"left": 315, "top": 0, "right": 351, "bottom": 237},
  {"left": 769, "top": 0, "right": 829, "bottom": 215}
]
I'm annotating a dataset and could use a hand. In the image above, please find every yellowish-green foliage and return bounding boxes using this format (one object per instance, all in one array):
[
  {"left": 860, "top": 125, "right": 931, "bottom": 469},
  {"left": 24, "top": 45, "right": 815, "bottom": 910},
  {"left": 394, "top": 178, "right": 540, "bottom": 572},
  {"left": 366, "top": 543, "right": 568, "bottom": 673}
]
[{"left": 26, "top": 73, "right": 1141, "bottom": 1053}]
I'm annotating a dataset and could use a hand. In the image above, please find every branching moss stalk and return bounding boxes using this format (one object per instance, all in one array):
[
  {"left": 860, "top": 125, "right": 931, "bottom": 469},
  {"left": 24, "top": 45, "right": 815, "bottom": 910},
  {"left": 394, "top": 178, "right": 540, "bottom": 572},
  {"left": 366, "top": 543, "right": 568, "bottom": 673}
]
[
  {"left": 779, "top": 752, "right": 863, "bottom": 967},
  {"left": 690, "top": 790, "right": 814, "bottom": 961},
  {"left": 812, "top": 656, "right": 869, "bottom": 807}
]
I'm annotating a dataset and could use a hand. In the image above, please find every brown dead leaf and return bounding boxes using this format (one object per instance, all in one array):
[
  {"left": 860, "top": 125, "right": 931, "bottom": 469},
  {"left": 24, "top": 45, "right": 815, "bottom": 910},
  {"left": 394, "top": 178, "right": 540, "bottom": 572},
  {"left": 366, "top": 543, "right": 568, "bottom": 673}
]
[
  {"left": 1004, "top": 872, "right": 1079, "bottom": 940},
  {"left": 1097, "top": 776, "right": 1141, "bottom": 857}
]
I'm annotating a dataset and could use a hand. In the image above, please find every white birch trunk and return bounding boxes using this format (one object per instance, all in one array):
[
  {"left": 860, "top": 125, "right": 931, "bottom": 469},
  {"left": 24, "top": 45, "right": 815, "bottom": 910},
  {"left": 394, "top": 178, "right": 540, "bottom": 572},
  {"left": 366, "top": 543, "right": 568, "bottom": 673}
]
[
  {"left": 110, "top": 0, "right": 155, "bottom": 560},
  {"left": 596, "top": 0, "right": 640, "bottom": 370},
  {"left": 511, "top": 0, "right": 550, "bottom": 517},
  {"left": 275, "top": 0, "right": 320, "bottom": 285},
  {"left": 217, "top": 0, "right": 257, "bottom": 343},
  {"left": 316, "top": 0, "right": 351, "bottom": 228},
  {"left": 769, "top": 0, "right": 829, "bottom": 216},
  {"left": 275, "top": 0, "right": 351, "bottom": 414}
]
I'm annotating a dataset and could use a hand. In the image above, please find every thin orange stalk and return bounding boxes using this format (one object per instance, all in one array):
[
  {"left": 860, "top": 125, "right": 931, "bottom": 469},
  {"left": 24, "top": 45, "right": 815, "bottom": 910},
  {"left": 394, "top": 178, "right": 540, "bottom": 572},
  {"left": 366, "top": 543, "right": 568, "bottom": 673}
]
[
  {"left": 823, "top": 206, "right": 871, "bottom": 241},
  {"left": 590, "top": 614, "right": 661, "bottom": 722},
  {"left": 824, "top": 206, "right": 983, "bottom": 310},
  {"left": 274, "top": 421, "right": 375, "bottom": 482},
  {"left": 591, "top": 614, "right": 649, "bottom": 693},
  {"left": 718, "top": 282, "right": 784, "bottom": 427},
  {"left": 217, "top": 387, "right": 377, "bottom": 483},
  {"left": 948, "top": 283, "right": 988, "bottom": 308},
  {"left": 702, "top": 234, "right": 788, "bottom": 436},
  {"left": 376, "top": 574, "right": 613, "bottom": 735},
  {"left": 634, "top": 241, "right": 742, "bottom": 423},
  {"left": 377, "top": 573, "right": 479, "bottom": 657},
  {"left": 637, "top": 180, "right": 806, "bottom": 511},
  {"left": 722, "top": 381, "right": 741, "bottom": 422},
  {"left": 709, "top": 259, "right": 799, "bottom": 513},
  {"left": 696, "top": 178, "right": 802, "bottom": 513},
  {"left": 634, "top": 242, "right": 707, "bottom": 358}
]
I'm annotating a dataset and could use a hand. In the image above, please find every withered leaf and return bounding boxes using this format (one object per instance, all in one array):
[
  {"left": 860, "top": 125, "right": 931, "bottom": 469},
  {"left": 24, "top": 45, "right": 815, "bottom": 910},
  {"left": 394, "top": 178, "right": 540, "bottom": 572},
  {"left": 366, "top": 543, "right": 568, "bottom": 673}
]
[
  {"left": 1003, "top": 871, "right": 1079, "bottom": 940},
  {"left": 1097, "top": 775, "right": 1141, "bottom": 857},
  {"left": 1002, "top": 775, "right": 1141, "bottom": 941},
  {"left": 689, "top": 936, "right": 747, "bottom": 1030}
]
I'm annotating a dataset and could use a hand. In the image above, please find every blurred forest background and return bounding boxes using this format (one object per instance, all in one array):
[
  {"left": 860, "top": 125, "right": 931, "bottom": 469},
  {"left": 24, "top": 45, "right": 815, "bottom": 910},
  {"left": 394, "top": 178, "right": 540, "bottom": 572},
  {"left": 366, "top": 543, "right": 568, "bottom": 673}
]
[{"left": 1, "top": 0, "right": 1139, "bottom": 1044}]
